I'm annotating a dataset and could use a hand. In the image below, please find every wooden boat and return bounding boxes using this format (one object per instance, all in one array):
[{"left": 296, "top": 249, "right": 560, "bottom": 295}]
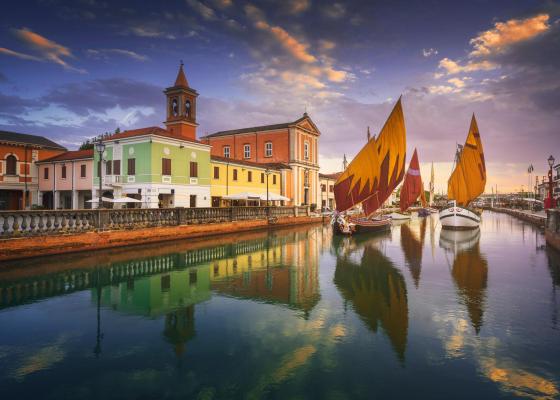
[
  {"left": 332, "top": 98, "right": 407, "bottom": 235},
  {"left": 440, "top": 115, "right": 486, "bottom": 230},
  {"left": 389, "top": 212, "right": 411, "bottom": 220}
]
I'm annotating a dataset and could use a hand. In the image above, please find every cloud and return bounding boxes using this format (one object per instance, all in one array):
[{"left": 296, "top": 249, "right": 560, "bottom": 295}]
[
  {"left": 0, "top": 28, "right": 85, "bottom": 73},
  {"left": 186, "top": 0, "right": 217, "bottom": 21},
  {"left": 469, "top": 14, "right": 550, "bottom": 57},
  {"left": 438, "top": 57, "right": 497, "bottom": 74},
  {"left": 318, "top": 40, "right": 336, "bottom": 51},
  {"left": 128, "top": 26, "right": 176, "bottom": 39},
  {"left": 422, "top": 48, "right": 438, "bottom": 57},
  {"left": 447, "top": 77, "right": 467, "bottom": 88},
  {"left": 322, "top": 3, "right": 346, "bottom": 19},
  {"left": 86, "top": 48, "right": 149, "bottom": 62},
  {"left": 211, "top": 0, "right": 232, "bottom": 8},
  {"left": 286, "top": 0, "right": 311, "bottom": 14}
]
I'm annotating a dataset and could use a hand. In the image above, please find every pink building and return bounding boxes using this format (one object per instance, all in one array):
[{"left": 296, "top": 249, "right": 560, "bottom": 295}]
[{"left": 37, "top": 149, "right": 94, "bottom": 209}]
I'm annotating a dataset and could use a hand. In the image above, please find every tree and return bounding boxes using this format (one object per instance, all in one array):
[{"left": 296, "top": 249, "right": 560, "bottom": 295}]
[{"left": 79, "top": 139, "right": 94, "bottom": 150}]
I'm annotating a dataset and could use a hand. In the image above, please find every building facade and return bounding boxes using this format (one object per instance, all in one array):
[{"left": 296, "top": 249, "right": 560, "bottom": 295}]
[
  {"left": 37, "top": 149, "right": 94, "bottom": 209},
  {"left": 201, "top": 113, "right": 321, "bottom": 207},
  {"left": 0, "top": 131, "right": 66, "bottom": 210},
  {"left": 93, "top": 65, "right": 211, "bottom": 208},
  {"left": 319, "top": 172, "right": 340, "bottom": 211},
  {"left": 210, "top": 156, "right": 288, "bottom": 206}
]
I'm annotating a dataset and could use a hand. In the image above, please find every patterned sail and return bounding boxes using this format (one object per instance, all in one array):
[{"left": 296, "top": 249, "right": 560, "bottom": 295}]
[
  {"left": 399, "top": 148, "right": 426, "bottom": 212},
  {"left": 334, "top": 98, "right": 407, "bottom": 215},
  {"left": 447, "top": 115, "right": 486, "bottom": 207}
]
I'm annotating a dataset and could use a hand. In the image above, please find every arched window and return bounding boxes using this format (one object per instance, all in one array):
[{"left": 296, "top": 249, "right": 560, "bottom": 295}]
[{"left": 5, "top": 155, "right": 17, "bottom": 175}]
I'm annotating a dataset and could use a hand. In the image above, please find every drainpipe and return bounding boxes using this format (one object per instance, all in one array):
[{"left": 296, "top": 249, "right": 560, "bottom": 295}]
[
  {"left": 52, "top": 161, "right": 56, "bottom": 210},
  {"left": 24, "top": 145, "right": 28, "bottom": 210}
]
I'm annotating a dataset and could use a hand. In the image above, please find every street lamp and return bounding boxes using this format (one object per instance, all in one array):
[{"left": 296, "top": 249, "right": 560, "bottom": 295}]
[
  {"left": 265, "top": 168, "right": 271, "bottom": 207},
  {"left": 546, "top": 155, "right": 555, "bottom": 209},
  {"left": 95, "top": 140, "right": 106, "bottom": 209}
]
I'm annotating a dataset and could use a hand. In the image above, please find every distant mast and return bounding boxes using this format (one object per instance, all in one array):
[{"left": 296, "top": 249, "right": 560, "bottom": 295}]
[{"left": 429, "top": 162, "right": 435, "bottom": 207}]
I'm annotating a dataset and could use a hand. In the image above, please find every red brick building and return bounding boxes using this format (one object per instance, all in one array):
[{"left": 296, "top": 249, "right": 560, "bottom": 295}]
[
  {"left": 0, "top": 131, "right": 66, "bottom": 210},
  {"left": 201, "top": 114, "right": 321, "bottom": 206}
]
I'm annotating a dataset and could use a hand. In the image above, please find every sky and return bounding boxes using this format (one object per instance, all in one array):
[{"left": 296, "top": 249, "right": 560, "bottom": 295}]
[{"left": 1, "top": 0, "right": 559, "bottom": 193}]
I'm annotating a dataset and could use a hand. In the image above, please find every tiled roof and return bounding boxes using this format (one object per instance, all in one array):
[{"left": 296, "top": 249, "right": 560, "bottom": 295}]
[
  {"left": 38, "top": 149, "right": 94, "bottom": 163},
  {"left": 211, "top": 155, "right": 291, "bottom": 170},
  {"left": 174, "top": 63, "right": 189, "bottom": 87},
  {"left": 0, "top": 130, "right": 66, "bottom": 150},
  {"left": 319, "top": 172, "right": 342, "bottom": 180},
  {"left": 104, "top": 126, "right": 205, "bottom": 145},
  {"left": 202, "top": 115, "right": 310, "bottom": 138}
]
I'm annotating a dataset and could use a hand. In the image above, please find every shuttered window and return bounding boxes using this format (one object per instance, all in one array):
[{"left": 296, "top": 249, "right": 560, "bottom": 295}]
[
  {"left": 162, "top": 158, "right": 171, "bottom": 175},
  {"left": 128, "top": 158, "right": 135, "bottom": 175},
  {"left": 190, "top": 161, "right": 198, "bottom": 177}
]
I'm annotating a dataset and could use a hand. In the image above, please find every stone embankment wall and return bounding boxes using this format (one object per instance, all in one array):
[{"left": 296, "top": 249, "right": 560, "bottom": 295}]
[
  {"left": 489, "top": 207, "right": 546, "bottom": 228},
  {"left": 0, "top": 206, "right": 319, "bottom": 261},
  {"left": 546, "top": 209, "right": 560, "bottom": 252}
]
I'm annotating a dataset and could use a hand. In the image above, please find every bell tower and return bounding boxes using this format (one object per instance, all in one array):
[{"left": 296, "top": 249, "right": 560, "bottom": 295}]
[{"left": 164, "top": 62, "right": 198, "bottom": 140}]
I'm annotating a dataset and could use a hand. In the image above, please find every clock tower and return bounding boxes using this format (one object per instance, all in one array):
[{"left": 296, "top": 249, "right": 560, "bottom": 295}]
[{"left": 164, "top": 62, "right": 198, "bottom": 140}]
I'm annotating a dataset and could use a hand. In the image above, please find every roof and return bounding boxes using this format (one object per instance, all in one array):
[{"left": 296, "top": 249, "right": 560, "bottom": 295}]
[
  {"left": 211, "top": 155, "right": 291, "bottom": 170},
  {"left": 104, "top": 126, "right": 205, "bottom": 145},
  {"left": 201, "top": 114, "right": 315, "bottom": 139},
  {"left": 38, "top": 149, "right": 94, "bottom": 163},
  {"left": 174, "top": 63, "right": 189, "bottom": 87},
  {"left": 320, "top": 172, "right": 342, "bottom": 180},
  {"left": 0, "top": 130, "right": 66, "bottom": 150}
]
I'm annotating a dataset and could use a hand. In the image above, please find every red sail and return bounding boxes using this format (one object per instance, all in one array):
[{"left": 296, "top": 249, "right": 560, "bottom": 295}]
[{"left": 399, "top": 148, "right": 424, "bottom": 212}]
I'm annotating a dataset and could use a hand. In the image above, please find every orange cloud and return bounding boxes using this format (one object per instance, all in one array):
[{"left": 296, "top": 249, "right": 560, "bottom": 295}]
[
  {"left": 439, "top": 57, "right": 497, "bottom": 75},
  {"left": 469, "top": 14, "right": 550, "bottom": 57}
]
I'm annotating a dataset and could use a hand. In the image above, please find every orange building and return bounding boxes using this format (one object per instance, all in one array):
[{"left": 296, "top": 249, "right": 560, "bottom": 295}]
[
  {"left": 0, "top": 130, "right": 66, "bottom": 210},
  {"left": 201, "top": 114, "right": 321, "bottom": 206}
]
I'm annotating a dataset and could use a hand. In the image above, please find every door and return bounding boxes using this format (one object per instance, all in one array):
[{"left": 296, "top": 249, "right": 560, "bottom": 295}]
[{"left": 190, "top": 195, "right": 197, "bottom": 208}]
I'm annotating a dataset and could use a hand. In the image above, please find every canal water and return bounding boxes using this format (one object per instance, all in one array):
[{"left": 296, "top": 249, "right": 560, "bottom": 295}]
[{"left": 0, "top": 212, "right": 559, "bottom": 399}]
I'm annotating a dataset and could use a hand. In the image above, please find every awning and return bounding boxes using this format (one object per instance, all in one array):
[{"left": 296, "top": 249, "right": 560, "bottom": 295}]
[
  {"left": 86, "top": 197, "right": 114, "bottom": 203},
  {"left": 221, "top": 192, "right": 290, "bottom": 201}
]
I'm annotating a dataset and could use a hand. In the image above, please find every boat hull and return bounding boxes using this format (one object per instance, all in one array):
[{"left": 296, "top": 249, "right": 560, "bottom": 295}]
[
  {"left": 389, "top": 212, "right": 411, "bottom": 220},
  {"left": 332, "top": 216, "right": 391, "bottom": 235},
  {"left": 439, "top": 207, "right": 481, "bottom": 230}
]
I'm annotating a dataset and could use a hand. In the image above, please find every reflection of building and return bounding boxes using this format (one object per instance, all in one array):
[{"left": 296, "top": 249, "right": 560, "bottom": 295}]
[
  {"left": 163, "top": 306, "right": 195, "bottom": 356},
  {"left": 0, "top": 130, "right": 66, "bottom": 210},
  {"left": 210, "top": 231, "right": 320, "bottom": 313},
  {"left": 93, "top": 64, "right": 212, "bottom": 208},
  {"left": 440, "top": 229, "right": 488, "bottom": 333},
  {"left": 334, "top": 242, "right": 408, "bottom": 362},
  {"left": 319, "top": 172, "right": 340, "bottom": 211},
  {"left": 201, "top": 114, "right": 321, "bottom": 206},
  {"left": 37, "top": 149, "right": 93, "bottom": 209}
]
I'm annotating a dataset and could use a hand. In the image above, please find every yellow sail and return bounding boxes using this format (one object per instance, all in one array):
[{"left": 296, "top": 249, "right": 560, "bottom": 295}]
[
  {"left": 447, "top": 115, "right": 486, "bottom": 206},
  {"left": 334, "top": 98, "right": 407, "bottom": 214}
]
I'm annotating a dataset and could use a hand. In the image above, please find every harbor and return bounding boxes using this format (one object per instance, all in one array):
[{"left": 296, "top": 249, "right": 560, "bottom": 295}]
[{"left": 1, "top": 211, "right": 559, "bottom": 399}]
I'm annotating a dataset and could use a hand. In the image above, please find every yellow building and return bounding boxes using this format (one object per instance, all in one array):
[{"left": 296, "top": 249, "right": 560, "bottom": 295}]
[{"left": 210, "top": 156, "right": 290, "bottom": 206}]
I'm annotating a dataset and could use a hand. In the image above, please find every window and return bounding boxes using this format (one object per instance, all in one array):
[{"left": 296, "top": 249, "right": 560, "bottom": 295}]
[
  {"left": 161, "top": 275, "right": 170, "bottom": 292},
  {"left": 233, "top": 169, "right": 238, "bottom": 181},
  {"left": 265, "top": 142, "right": 273, "bottom": 157},
  {"left": 329, "top": 185, "right": 334, "bottom": 192},
  {"left": 273, "top": 175, "right": 277, "bottom": 185},
  {"left": 106, "top": 160, "right": 112, "bottom": 175},
  {"left": 5, "top": 155, "right": 16, "bottom": 175},
  {"left": 44, "top": 167, "right": 49, "bottom": 180},
  {"left": 223, "top": 146, "right": 230, "bottom": 158},
  {"left": 162, "top": 158, "right": 171, "bottom": 175},
  {"left": 128, "top": 158, "right": 135, "bottom": 175},
  {"left": 304, "top": 141, "right": 309, "bottom": 160},
  {"left": 248, "top": 171, "right": 252, "bottom": 182},
  {"left": 61, "top": 165, "right": 67, "bottom": 179},
  {"left": 190, "top": 194, "right": 197, "bottom": 208},
  {"left": 244, "top": 144, "right": 251, "bottom": 159},
  {"left": 213, "top": 166, "right": 220, "bottom": 179},
  {"left": 80, "top": 164, "right": 87, "bottom": 178},
  {"left": 190, "top": 161, "right": 198, "bottom": 177},
  {"left": 321, "top": 184, "right": 326, "bottom": 192},
  {"left": 113, "top": 160, "right": 121, "bottom": 175},
  {"left": 261, "top": 173, "right": 264, "bottom": 183}
]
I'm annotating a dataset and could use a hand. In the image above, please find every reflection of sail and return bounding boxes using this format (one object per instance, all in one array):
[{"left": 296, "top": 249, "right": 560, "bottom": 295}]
[
  {"left": 400, "top": 224, "right": 422, "bottom": 287},
  {"left": 334, "top": 244, "right": 408, "bottom": 361},
  {"left": 163, "top": 306, "right": 195, "bottom": 357},
  {"left": 440, "top": 229, "right": 488, "bottom": 333}
]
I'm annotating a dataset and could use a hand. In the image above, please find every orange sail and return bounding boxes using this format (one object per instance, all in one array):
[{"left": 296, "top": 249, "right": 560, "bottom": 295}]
[
  {"left": 447, "top": 115, "right": 486, "bottom": 206},
  {"left": 399, "top": 148, "right": 426, "bottom": 212},
  {"left": 334, "top": 98, "right": 407, "bottom": 215}
]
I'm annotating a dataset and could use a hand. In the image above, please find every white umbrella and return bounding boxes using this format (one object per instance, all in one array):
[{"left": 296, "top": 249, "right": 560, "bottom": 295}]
[
  {"left": 222, "top": 192, "right": 262, "bottom": 200},
  {"left": 87, "top": 197, "right": 114, "bottom": 203},
  {"left": 523, "top": 198, "right": 543, "bottom": 203},
  {"left": 265, "top": 193, "right": 290, "bottom": 201},
  {"left": 112, "top": 197, "right": 142, "bottom": 203}
]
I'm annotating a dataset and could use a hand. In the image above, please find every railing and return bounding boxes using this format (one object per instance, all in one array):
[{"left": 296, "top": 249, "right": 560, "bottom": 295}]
[{"left": 0, "top": 206, "right": 312, "bottom": 237}]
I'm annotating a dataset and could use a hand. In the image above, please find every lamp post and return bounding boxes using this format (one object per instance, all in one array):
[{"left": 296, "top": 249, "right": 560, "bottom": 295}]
[
  {"left": 546, "top": 155, "right": 555, "bottom": 209},
  {"left": 265, "top": 168, "right": 271, "bottom": 206},
  {"left": 95, "top": 140, "right": 105, "bottom": 209}
]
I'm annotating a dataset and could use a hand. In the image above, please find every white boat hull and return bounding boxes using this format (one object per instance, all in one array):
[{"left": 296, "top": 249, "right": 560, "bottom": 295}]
[
  {"left": 389, "top": 212, "right": 411, "bottom": 220},
  {"left": 439, "top": 206, "right": 480, "bottom": 230}
]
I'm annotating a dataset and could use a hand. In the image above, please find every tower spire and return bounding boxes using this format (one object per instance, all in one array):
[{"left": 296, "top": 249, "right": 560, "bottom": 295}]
[
  {"left": 367, "top": 126, "right": 371, "bottom": 142},
  {"left": 174, "top": 61, "right": 189, "bottom": 87}
]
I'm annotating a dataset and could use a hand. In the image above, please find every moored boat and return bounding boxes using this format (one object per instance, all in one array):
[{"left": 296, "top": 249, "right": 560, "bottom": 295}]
[
  {"left": 440, "top": 115, "right": 486, "bottom": 230},
  {"left": 332, "top": 97, "right": 407, "bottom": 235},
  {"left": 399, "top": 148, "right": 428, "bottom": 218}
]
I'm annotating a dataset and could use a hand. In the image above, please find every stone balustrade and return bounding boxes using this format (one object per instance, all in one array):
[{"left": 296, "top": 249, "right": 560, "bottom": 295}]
[{"left": 0, "top": 206, "right": 311, "bottom": 238}]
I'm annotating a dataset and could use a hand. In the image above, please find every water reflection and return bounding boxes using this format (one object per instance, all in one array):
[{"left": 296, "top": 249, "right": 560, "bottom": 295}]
[
  {"left": 440, "top": 229, "right": 488, "bottom": 334},
  {"left": 400, "top": 218, "right": 427, "bottom": 288},
  {"left": 333, "top": 233, "right": 409, "bottom": 362}
]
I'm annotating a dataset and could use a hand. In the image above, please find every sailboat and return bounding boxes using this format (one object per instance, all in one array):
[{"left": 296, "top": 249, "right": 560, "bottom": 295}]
[
  {"left": 391, "top": 148, "right": 427, "bottom": 220},
  {"left": 332, "top": 98, "right": 407, "bottom": 235},
  {"left": 440, "top": 115, "right": 486, "bottom": 229}
]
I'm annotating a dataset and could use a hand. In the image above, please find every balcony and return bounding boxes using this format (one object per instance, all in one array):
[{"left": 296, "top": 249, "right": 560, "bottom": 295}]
[{"left": 102, "top": 175, "right": 123, "bottom": 186}]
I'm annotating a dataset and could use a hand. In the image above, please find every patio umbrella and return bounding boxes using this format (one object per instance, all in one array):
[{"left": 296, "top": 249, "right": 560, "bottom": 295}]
[
  {"left": 86, "top": 197, "right": 114, "bottom": 203},
  {"left": 112, "top": 197, "right": 143, "bottom": 203}
]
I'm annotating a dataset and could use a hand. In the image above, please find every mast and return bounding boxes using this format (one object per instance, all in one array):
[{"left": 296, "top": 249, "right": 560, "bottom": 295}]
[{"left": 429, "top": 162, "right": 434, "bottom": 207}]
